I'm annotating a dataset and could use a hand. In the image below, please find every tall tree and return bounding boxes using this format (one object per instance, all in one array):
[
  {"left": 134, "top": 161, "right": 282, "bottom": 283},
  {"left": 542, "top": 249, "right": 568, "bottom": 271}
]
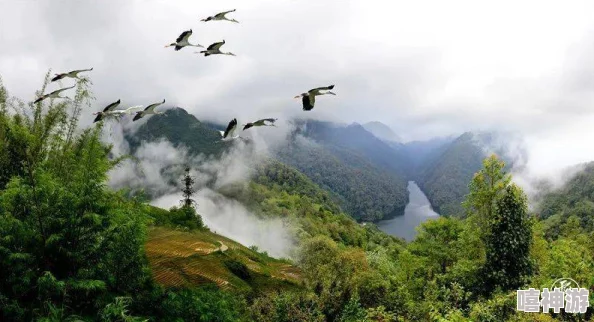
[
  {"left": 181, "top": 166, "right": 196, "bottom": 208},
  {"left": 464, "top": 154, "right": 511, "bottom": 231},
  {"left": 483, "top": 184, "right": 533, "bottom": 291}
]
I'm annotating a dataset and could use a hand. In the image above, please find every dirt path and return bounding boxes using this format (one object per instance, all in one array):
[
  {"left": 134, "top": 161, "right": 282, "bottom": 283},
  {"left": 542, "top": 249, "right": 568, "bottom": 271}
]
[{"left": 218, "top": 241, "right": 228, "bottom": 252}]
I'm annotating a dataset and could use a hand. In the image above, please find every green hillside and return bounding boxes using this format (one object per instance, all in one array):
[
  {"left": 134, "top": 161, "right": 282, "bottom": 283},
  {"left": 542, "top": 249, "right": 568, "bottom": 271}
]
[
  {"left": 126, "top": 107, "right": 230, "bottom": 157},
  {"left": 416, "top": 132, "right": 486, "bottom": 216},
  {"left": 537, "top": 162, "right": 594, "bottom": 237},
  {"left": 145, "top": 226, "right": 301, "bottom": 292}
]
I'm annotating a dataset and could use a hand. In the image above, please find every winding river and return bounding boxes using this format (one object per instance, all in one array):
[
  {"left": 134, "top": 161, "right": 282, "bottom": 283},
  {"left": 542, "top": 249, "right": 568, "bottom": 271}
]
[{"left": 377, "top": 181, "right": 440, "bottom": 241}]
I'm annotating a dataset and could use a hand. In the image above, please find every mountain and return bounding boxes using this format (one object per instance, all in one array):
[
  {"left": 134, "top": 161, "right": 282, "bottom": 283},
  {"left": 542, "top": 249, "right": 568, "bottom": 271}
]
[
  {"left": 362, "top": 121, "right": 401, "bottom": 143},
  {"left": 126, "top": 107, "right": 229, "bottom": 157},
  {"left": 401, "top": 136, "right": 455, "bottom": 174},
  {"left": 537, "top": 162, "right": 594, "bottom": 236},
  {"left": 276, "top": 120, "right": 411, "bottom": 221},
  {"left": 415, "top": 132, "right": 488, "bottom": 217},
  {"left": 127, "top": 111, "right": 411, "bottom": 222},
  {"left": 292, "top": 120, "right": 411, "bottom": 177}
]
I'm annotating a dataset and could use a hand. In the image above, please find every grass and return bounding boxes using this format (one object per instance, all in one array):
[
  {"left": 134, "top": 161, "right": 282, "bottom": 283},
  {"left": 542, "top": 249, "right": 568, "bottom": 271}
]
[{"left": 145, "top": 227, "right": 302, "bottom": 292}]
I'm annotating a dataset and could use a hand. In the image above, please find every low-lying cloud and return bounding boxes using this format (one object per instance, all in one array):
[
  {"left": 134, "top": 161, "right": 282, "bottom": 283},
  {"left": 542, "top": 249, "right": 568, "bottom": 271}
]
[{"left": 106, "top": 122, "right": 296, "bottom": 258}]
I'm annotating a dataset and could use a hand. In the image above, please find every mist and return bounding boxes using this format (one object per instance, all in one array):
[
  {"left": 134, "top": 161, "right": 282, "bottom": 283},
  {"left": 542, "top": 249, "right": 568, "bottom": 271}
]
[{"left": 106, "top": 121, "right": 296, "bottom": 258}]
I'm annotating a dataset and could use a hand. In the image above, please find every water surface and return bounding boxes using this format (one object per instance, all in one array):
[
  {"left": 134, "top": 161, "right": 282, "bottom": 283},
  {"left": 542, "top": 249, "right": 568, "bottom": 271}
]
[{"left": 377, "top": 181, "right": 439, "bottom": 241}]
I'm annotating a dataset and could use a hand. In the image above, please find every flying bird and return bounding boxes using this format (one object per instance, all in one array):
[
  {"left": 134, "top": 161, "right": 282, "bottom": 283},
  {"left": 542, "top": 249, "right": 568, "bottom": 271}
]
[
  {"left": 196, "top": 40, "right": 235, "bottom": 57},
  {"left": 108, "top": 105, "right": 144, "bottom": 118},
  {"left": 219, "top": 118, "right": 240, "bottom": 140},
  {"left": 51, "top": 68, "right": 93, "bottom": 82},
  {"left": 295, "top": 85, "right": 336, "bottom": 111},
  {"left": 165, "top": 29, "right": 203, "bottom": 51},
  {"left": 33, "top": 85, "right": 76, "bottom": 104},
  {"left": 132, "top": 99, "right": 166, "bottom": 121},
  {"left": 201, "top": 9, "right": 239, "bottom": 23},
  {"left": 93, "top": 99, "right": 121, "bottom": 123},
  {"left": 243, "top": 118, "right": 278, "bottom": 131}
]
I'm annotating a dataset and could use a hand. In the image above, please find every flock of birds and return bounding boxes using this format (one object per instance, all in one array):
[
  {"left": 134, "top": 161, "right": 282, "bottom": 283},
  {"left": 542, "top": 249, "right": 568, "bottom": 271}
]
[{"left": 33, "top": 9, "right": 338, "bottom": 141}]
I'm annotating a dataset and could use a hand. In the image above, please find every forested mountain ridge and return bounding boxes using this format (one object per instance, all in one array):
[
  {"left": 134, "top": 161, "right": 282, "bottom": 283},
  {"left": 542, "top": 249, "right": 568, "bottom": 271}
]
[
  {"left": 126, "top": 107, "right": 230, "bottom": 157},
  {"left": 2, "top": 76, "right": 593, "bottom": 320},
  {"left": 127, "top": 111, "right": 411, "bottom": 221},
  {"left": 415, "top": 132, "right": 487, "bottom": 216},
  {"left": 537, "top": 161, "right": 594, "bottom": 236}
]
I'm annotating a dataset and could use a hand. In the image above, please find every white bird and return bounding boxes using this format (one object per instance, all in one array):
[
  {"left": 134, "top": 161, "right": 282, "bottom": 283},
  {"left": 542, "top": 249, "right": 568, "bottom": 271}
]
[
  {"left": 51, "top": 68, "right": 93, "bottom": 82},
  {"left": 196, "top": 40, "right": 235, "bottom": 57},
  {"left": 165, "top": 29, "right": 203, "bottom": 51},
  {"left": 108, "top": 105, "right": 144, "bottom": 118},
  {"left": 295, "top": 85, "right": 336, "bottom": 111},
  {"left": 219, "top": 118, "right": 240, "bottom": 141},
  {"left": 133, "top": 99, "right": 166, "bottom": 121},
  {"left": 242, "top": 118, "right": 278, "bottom": 131},
  {"left": 201, "top": 9, "right": 239, "bottom": 23},
  {"left": 34, "top": 85, "right": 76, "bottom": 104},
  {"left": 93, "top": 99, "right": 121, "bottom": 123}
]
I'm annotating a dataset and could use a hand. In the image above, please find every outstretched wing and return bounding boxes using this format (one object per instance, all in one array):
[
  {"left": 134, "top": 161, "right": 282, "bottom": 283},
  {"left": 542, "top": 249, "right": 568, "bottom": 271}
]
[
  {"left": 101, "top": 99, "right": 121, "bottom": 112},
  {"left": 176, "top": 29, "right": 192, "bottom": 43},
  {"left": 145, "top": 99, "right": 165, "bottom": 113},
  {"left": 93, "top": 113, "right": 104, "bottom": 123},
  {"left": 132, "top": 112, "right": 144, "bottom": 122},
  {"left": 223, "top": 118, "right": 237, "bottom": 138},
  {"left": 34, "top": 94, "right": 48, "bottom": 104},
  {"left": 207, "top": 40, "right": 225, "bottom": 51},
  {"left": 51, "top": 73, "right": 66, "bottom": 82},
  {"left": 70, "top": 68, "right": 93, "bottom": 76},
  {"left": 308, "top": 85, "right": 335, "bottom": 94},
  {"left": 214, "top": 9, "right": 235, "bottom": 18},
  {"left": 259, "top": 118, "right": 277, "bottom": 123},
  {"left": 49, "top": 85, "right": 76, "bottom": 96},
  {"left": 302, "top": 95, "right": 315, "bottom": 111}
]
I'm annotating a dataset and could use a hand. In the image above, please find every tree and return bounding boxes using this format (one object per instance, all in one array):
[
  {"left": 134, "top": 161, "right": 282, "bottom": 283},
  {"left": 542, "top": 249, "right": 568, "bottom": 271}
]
[
  {"left": 181, "top": 166, "right": 196, "bottom": 208},
  {"left": 483, "top": 184, "right": 533, "bottom": 292},
  {"left": 464, "top": 154, "right": 511, "bottom": 234}
]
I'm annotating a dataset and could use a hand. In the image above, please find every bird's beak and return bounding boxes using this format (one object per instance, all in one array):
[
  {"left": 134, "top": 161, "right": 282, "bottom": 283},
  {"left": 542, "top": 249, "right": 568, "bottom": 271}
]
[
  {"left": 294, "top": 95, "right": 300, "bottom": 99},
  {"left": 328, "top": 91, "right": 337, "bottom": 95},
  {"left": 201, "top": 18, "right": 206, "bottom": 21},
  {"left": 164, "top": 44, "right": 169, "bottom": 48}
]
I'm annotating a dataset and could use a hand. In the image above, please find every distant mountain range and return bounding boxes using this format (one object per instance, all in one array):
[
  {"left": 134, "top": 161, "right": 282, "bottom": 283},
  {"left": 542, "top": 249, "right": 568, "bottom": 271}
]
[
  {"left": 362, "top": 121, "right": 402, "bottom": 143},
  {"left": 124, "top": 108, "right": 523, "bottom": 220}
]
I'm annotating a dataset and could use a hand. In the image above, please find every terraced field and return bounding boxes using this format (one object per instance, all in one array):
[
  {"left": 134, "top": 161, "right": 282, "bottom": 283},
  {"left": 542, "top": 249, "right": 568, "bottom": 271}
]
[{"left": 146, "top": 227, "right": 302, "bottom": 292}]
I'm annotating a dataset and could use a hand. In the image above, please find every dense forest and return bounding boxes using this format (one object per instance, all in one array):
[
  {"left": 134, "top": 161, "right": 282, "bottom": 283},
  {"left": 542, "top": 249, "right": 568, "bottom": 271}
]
[{"left": 1, "top": 76, "right": 593, "bottom": 321}]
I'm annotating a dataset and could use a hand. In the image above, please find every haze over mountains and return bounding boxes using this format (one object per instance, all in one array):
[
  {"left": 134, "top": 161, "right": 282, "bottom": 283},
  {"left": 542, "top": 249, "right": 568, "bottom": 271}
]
[{"left": 119, "top": 107, "right": 533, "bottom": 221}]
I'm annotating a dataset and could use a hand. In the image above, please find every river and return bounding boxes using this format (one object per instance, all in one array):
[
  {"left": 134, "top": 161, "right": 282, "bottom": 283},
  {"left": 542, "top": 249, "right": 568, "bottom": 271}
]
[{"left": 376, "top": 181, "right": 440, "bottom": 241}]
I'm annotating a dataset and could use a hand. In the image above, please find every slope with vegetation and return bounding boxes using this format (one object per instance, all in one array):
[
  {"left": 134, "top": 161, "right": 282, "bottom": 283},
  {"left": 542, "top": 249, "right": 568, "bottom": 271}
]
[
  {"left": 415, "top": 132, "right": 487, "bottom": 216},
  {"left": 2, "top": 75, "right": 593, "bottom": 321},
  {"left": 537, "top": 162, "right": 594, "bottom": 237}
]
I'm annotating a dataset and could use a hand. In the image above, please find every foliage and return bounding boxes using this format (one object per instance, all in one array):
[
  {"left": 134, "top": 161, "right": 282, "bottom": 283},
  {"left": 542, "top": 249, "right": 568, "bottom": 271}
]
[
  {"left": 483, "top": 184, "right": 533, "bottom": 292},
  {"left": 417, "top": 132, "right": 488, "bottom": 217}
]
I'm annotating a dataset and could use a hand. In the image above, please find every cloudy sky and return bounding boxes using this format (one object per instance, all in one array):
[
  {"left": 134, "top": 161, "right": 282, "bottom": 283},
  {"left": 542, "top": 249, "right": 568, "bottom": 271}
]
[{"left": 1, "top": 0, "right": 594, "bottom": 173}]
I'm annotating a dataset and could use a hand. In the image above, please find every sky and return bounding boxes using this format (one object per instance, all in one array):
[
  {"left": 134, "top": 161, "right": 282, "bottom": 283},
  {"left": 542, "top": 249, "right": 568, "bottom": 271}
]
[{"left": 1, "top": 0, "right": 594, "bottom": 174}]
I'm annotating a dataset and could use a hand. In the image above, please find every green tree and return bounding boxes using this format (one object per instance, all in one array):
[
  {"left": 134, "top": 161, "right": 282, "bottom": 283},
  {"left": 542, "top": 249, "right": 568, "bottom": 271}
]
[
  {"left": 483, "top": 184, "right": 533, "bottom": 292},
  {"left": 464, "top": 154, "right": 511, "bottom": 227}
]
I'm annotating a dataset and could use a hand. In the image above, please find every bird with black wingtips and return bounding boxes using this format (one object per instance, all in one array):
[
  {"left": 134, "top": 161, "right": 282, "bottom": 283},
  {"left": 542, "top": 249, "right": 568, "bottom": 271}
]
[
  {"left": 93, "top": 99, "right": 121, "bottom": 123},
  {"left": 242, "top": 118, "right": 278, "bottom": 131},
  {"left": 34, "top": 85, "right": 76, "bottom": 104},
  {"left": 196, "top": 40, "right": 236, "bottom": 57},
  {"left": 165, "top": 29, "right": 203, "bottom": 51},
  {"left": 51, "top": 68, "right": 93, "bottom": 82},
  {"left": 201, "top": 9, "right": 239, "bottom": 23},
  {"left": 219, "top": 118, "right": 241, "bottom": 141},
  {"left": 133, "top": 99, "right": 166, "bottom": 121},
  {"left": 295, "top": 85, "right": 336, "bottom": 111}
]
